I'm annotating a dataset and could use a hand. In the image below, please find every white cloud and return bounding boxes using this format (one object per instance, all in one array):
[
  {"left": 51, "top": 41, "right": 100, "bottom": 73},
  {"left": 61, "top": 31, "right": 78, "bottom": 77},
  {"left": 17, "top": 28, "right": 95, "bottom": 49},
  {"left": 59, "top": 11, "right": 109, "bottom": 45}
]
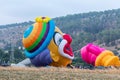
[{"left": 0, "top": 0, "right": 120, "bottom": 25}]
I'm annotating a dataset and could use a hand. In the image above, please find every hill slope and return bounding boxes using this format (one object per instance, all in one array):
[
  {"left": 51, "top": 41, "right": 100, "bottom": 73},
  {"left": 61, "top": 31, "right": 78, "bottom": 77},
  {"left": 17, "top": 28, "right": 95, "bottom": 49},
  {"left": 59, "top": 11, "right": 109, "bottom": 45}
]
[{"left": 0, "top": 9, "right": 120, "bottom": 63}]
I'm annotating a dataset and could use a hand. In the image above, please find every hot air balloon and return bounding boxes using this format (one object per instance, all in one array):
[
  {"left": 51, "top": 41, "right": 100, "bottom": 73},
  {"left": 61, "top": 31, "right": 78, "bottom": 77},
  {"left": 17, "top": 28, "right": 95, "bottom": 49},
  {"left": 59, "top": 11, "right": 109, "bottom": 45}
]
[
  {"left": 13, "top": 17, "right": 74, "bottom": 67},
  {"left": 80, "top": 43, "right": 120, "bottom": 67}
]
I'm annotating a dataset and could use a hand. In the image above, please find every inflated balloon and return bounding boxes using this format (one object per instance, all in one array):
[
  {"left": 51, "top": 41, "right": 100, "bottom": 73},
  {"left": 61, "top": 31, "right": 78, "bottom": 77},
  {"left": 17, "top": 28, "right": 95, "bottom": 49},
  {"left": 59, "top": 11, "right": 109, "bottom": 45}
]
[
  {"left": 80, "top": 43, "right": 120, "bottom": 67},
  {"left": 22, "top": 17, "right": 74, "bottom": 67}
]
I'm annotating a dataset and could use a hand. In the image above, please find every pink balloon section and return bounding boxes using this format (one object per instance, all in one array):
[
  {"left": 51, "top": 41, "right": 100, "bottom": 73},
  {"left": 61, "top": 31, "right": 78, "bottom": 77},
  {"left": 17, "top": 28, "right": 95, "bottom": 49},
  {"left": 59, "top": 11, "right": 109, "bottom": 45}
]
[{"left": 80, "top": 43, "right": 105, "bottom": 66}]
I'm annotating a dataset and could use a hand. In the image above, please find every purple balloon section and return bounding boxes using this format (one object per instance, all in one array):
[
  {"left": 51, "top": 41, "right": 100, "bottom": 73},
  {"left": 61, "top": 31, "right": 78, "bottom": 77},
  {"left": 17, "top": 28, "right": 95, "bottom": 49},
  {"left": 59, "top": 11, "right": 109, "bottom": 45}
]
[{"left": 30, "top": 48, "right": 52, "bottom": 67}]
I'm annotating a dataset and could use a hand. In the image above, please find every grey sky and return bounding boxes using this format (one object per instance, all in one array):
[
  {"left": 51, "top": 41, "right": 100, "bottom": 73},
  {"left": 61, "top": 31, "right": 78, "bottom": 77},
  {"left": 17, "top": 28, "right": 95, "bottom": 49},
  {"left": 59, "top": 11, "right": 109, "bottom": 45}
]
[{"left": 0, "top": 0, "right": 120, "bottom": 25}]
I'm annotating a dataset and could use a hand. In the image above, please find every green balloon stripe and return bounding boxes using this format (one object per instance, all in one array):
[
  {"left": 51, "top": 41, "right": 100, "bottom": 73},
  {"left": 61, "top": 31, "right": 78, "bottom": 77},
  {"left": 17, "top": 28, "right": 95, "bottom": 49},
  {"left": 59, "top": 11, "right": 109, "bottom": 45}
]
[{"left": 26, "top": 22, "right": 47, "bottom": 51}]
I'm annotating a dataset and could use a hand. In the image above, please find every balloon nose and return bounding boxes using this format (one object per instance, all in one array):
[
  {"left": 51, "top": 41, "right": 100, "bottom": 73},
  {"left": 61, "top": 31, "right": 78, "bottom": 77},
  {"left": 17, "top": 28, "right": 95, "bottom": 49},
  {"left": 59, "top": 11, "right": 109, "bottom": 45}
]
[{"left": 63, "top": 34, "right": 72, "bottom": 44}]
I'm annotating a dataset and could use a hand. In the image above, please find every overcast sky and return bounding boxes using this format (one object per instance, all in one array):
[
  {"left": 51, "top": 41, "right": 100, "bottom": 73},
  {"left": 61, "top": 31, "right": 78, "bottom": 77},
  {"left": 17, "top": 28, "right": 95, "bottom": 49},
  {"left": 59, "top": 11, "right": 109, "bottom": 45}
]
[{"left": 0, "top": 0, "right": 120, "bottom": 25}]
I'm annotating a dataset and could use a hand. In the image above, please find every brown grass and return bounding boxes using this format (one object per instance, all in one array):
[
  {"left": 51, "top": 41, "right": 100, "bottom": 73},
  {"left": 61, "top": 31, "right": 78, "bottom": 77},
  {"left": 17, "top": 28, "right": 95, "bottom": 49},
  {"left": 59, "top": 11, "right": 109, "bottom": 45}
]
[{"left": 0, "top": 66, "right": 120, "bottom": 80}]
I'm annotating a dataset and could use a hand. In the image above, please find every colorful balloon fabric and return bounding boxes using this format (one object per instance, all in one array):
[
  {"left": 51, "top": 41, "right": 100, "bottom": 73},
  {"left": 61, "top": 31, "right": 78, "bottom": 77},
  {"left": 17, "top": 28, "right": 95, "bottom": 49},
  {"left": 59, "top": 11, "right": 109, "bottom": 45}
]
[
  {"left": 23, "top": 17, "right": 55, "bottom": 58},
  {"left": 80, "top": 43, "right": 120, "bottom": 67},
  {"left": 22, "top": 17, "right": 74, "bottom": 67}
]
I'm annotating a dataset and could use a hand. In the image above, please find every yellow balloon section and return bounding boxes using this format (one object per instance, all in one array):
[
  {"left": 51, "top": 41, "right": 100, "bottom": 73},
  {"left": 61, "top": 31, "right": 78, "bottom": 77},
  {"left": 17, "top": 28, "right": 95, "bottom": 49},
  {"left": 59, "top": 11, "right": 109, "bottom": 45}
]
[{"left": 95, "top": 50, "right": 120, "bottom": 67}]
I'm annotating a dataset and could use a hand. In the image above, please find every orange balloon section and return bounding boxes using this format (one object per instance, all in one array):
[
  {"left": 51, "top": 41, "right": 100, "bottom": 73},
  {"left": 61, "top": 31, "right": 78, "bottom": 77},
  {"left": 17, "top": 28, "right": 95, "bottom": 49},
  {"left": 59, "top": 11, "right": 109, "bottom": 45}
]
[{"left": 23, "top": 22, "right": 42, "bottom": 48}]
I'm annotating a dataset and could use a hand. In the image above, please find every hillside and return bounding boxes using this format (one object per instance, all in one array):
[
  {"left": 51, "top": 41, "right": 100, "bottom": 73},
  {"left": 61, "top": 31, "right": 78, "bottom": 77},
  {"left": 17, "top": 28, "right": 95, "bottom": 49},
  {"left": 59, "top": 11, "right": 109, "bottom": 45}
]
[
  {"left": 0, "top": 9, "right": 120, "bottom": 64},
  {"left": 0, "top": 21, "right": 33, "bottom": 49},
  {"left": 0, "top": 9, "right": 120, "bottom": 50},
  {"left": 54, "top": 9, "right": 120, "bottom": 50}
]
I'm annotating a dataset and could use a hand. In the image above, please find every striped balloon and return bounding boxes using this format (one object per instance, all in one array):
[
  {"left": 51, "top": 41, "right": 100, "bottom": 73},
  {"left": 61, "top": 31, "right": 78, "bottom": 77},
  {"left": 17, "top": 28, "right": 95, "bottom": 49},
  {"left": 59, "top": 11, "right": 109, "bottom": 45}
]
[{"left": 22, "top": 17, "right": 55, "bottom": 58}]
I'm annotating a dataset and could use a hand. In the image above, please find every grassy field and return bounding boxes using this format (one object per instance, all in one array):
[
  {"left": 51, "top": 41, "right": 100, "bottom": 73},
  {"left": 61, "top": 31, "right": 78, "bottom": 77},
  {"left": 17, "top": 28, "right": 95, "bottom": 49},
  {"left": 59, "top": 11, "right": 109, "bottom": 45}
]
[{"left": 0, "top": 67, "right": 120, "bottom": 80}]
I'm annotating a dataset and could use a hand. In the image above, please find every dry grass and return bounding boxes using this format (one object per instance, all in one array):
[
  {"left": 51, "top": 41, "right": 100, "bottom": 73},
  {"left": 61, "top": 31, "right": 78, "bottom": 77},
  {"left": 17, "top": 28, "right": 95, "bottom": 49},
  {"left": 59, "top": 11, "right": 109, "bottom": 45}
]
[{"left": 0, "top": 66, "right": 120, "bottom": 80}]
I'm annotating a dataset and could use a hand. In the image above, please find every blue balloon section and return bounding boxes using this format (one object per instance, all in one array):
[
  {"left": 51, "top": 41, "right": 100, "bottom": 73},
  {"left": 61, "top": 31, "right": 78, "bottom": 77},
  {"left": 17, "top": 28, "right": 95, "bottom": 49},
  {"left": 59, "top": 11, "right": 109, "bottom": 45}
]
[
  {"left": 24, "top": 25, "right": 33, "bottom": 38},
  {"left": 30, "top": 48, "right": 52, "bottom": 67}
]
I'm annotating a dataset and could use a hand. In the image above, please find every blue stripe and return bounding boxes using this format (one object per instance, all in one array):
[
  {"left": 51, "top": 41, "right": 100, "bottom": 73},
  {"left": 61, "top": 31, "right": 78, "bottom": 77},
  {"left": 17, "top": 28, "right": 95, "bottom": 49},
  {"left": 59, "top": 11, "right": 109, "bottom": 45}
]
[{"left": 24, "top": 25, "right": 33, "bottom": 38}]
